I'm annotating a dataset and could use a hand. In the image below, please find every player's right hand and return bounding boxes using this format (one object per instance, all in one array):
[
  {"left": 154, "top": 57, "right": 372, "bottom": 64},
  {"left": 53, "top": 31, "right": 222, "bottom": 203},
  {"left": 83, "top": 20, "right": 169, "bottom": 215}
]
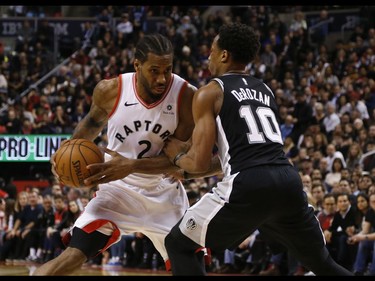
[{"left": 84, "top": 147, "right": 134, "bottom": 186}]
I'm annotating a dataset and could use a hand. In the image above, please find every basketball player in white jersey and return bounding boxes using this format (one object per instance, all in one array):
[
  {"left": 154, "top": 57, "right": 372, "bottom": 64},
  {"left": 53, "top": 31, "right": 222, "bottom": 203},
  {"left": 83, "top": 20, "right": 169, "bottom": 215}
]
[{"left": 33, "top": 33, "right": 220, "bottom": 275}]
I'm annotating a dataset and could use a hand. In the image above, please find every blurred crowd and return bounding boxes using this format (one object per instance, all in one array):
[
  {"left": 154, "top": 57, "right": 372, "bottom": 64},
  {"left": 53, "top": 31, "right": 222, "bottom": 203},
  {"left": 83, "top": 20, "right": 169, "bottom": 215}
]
[{"left": 1, "top": 5, "right": 375, "bottom": 276}]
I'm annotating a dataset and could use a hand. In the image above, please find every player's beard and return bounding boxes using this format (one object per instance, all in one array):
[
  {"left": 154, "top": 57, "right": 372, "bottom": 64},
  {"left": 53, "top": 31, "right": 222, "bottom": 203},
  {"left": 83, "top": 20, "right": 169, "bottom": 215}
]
[{"left": 138, "top": 73, "right": 165, "bottom": 103}]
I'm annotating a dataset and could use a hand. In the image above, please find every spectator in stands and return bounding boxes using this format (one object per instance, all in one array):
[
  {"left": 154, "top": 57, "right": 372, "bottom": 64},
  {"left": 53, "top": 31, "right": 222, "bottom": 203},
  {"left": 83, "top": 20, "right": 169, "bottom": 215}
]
[
  {"left": 288, "top": 10, "right": 307, "bottom": 36},
  {"left": 310, "top": 9, "right": 331, "bottom": 45},
  {"left": 324, "top": 192, "right": 358, "bottom": 270},
  {"left": 2, "top": 107, "right": 22, "bottom": 134},
  {"left": 178, "top": 45, "right": 198, "bottom": 79},
  {"left": 0, "top": 66, "right": 7, "bottom": 93},
  {"left": 290, "top": 91, "right": 313, "bottom": 144},
  {"left": 338, "top": 178, "right": 357, "bottom": 206},
  {"left": 88, "top": 39, "right": 108, "bottom": 67},
  {"left": 325, "top": 157, "right": 346, "bottom": 192},
  {"left": 357, "top": 173, "right": 373, "bottom": 194},
  {"left": 348, "top": 192, "right": 375, "bottom": 276},
  {"left": 116, "top": 13, "right": 134, "bottom": 43},
  {"left": 176, "top": 15, "right": 198, "bottom": 36},
  {"left": 0, "top": 198, "right": 16, "bottom": 262},
  {"left": 367, "top": 125, "right": 375, "bottom": 144},
  {"left": 34, "top": 19, "right": 54, "bottom": 51},
  {"left": 218, "top": 234, "right": 258, "bottom": 274},
  {"left": 353, "top": 192, "right": 370, "bottom": 231},
  {"left": 65, "top": 188, "right": 83, "bottom": 210},
  {"left": 33, "top": 194, "right": 55, "bottom": 263},
  {"left": 311, "top": 102, "right": 327, "bottom": 134},
  {"left": 33, "top": 110, "right": 56, "bottom": 134},
  {"left": 317, "top": 193, "right": 336, "bottom": 232},
  {"left": 313, "top": 131, "right": 328, "bottom": 156},
  {"left": 104, "top": 234, "right": 127, "bottom": 267},
  {"left": 0, "top": 197, "right": 6, "bottom": 239},
  {"left": 265, "top": 15, "right": 286, "bottom": 52},
  {"left": 43, "top": 194, "right": 66, "bottom": 262},
  {"left": 47, "top": 199, "right": 81, "bottom": 259},
  {"left": 8, "top": 190, "right": 43, "bottom": 263},
  {"left": 0, "top": 177, "right": 17, "bottom": 200},
  {"left": 311, "top": 183, "right": 326, "bottom": 214},
  {"left": 346, "top": 142, "right": 363, "bottom": 172},
  {"left": 260, "top": 43, "right": 277, "bottom": 73},
  {"left": 51, "top": 105, "right": 73, "bottom": 134},
  {"left": 325, "top": 143, "right": 346, "bottom": 172},
  {"left": 95, "top": 7, "right": 113, "bottom": 41},
  {"left": 323, "top": 102, "right": 341, "bottom": 142},
  {"left": 129, "top": 5, "right": 148, "bottom": 34}
]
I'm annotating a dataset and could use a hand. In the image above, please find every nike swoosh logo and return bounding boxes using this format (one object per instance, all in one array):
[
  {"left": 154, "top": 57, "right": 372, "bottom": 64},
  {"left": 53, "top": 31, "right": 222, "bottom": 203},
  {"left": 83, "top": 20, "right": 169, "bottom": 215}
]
[{"left": 124, "top": 101, "right": 138, "bottom": 106}]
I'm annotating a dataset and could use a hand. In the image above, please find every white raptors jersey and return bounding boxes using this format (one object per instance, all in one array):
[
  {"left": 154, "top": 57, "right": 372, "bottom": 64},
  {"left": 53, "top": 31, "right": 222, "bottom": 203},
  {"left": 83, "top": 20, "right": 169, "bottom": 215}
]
[{"left": 106, "top": 72, "right": 188, "bottom": 189}]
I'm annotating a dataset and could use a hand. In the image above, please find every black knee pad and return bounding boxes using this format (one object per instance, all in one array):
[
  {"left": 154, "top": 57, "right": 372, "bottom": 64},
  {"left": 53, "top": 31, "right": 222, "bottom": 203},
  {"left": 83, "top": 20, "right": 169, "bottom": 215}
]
[
  {"left": 69, "top": 227, "right": 111, "bottom": 258},
  {"left": 165, "top": 225, "right": 201, "bottom": 253}
]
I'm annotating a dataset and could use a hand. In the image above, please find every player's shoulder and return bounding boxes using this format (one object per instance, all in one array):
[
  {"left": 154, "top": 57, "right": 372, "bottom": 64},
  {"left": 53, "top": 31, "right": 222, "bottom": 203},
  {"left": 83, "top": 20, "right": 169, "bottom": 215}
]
[
  {"left": 94, "top": 76, "right": 120, "bottom": 100},
  {"left": 172, "top": 73, "right": 197, "bottom": 94},
  {"left": 171, "top": 72, "right": 187, "bottom": 83},
  {"left": 96, "top": 76, "right": 118, "bottom": 89}
]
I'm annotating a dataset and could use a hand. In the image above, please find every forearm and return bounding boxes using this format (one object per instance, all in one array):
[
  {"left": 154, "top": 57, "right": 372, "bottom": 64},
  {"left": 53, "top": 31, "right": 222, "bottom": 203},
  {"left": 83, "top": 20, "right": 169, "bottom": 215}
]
[
  {"left": 132, "top": 154, "right": 180, "bottom": 175},
  {"left": 72, "top": 117, "right": 104, "bottom": 141},
  {"left": 23, "top": 222, "right": 34, "bottom": 231},
  {"left": 183, "top": 154, "right": 222, "bottom": 179},
  {"left": 358, "top": 232, "right": 375, "bottom": 241},
  {"left": 13, "top": 219, "right": 21, "bottom": 231}
]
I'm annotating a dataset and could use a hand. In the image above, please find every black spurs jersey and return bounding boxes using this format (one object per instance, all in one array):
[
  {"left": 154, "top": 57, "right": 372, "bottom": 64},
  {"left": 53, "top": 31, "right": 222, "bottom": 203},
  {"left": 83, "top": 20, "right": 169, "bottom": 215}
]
[{"left": 213, "top": 73, "right": 291, "bottom": 176}]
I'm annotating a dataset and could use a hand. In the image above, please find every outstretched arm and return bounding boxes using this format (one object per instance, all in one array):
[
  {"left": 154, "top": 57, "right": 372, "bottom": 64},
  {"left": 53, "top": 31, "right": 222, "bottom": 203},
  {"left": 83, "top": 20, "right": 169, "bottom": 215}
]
[{"left": 163, "top": 81, "right": 221, "bottom": 174}]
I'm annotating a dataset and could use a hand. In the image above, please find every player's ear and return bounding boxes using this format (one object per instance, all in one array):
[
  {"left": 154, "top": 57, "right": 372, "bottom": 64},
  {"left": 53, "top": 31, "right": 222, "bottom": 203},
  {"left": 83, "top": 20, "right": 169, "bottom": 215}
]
[
  {"left": 221, "top": 50, "right": 229, "bottom": 63},
  {"left": 134, "top": 59, "right": 141, "bottom": 71}
]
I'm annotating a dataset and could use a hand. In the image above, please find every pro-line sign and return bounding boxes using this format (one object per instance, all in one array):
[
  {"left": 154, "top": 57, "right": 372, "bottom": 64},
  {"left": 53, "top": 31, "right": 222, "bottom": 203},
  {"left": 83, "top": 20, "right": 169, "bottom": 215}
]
[{"left": 0, "top": 135, "right": 70, "bottom": 162}]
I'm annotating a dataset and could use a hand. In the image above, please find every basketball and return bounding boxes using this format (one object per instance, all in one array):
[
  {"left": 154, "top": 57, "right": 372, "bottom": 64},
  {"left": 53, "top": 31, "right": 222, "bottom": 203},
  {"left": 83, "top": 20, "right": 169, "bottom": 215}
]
[{"left": 54, "top": 139, "right": 104, "bottom": 188}]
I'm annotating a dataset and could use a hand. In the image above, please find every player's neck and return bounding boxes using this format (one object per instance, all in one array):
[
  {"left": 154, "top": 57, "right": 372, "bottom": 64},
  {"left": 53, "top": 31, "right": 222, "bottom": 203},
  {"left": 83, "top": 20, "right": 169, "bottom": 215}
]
[
  {"left": 226, "top": 70, "right": 246, "bottom": 74},
  {"left": 224, "top": 69, "right": 247, "bottom": 76}
]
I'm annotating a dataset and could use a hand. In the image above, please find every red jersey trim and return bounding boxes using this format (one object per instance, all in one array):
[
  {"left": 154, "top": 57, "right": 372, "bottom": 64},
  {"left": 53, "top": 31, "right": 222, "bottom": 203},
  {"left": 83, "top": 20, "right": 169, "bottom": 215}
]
[
  {"left": 134, "top": 73, "right": 175, "bottom": 109},
  {"left": 177, "top": 81, "right": 188, "bottom": 118},
  {"left": 108, "top": 75, "right": 122, "bottom": 118}
]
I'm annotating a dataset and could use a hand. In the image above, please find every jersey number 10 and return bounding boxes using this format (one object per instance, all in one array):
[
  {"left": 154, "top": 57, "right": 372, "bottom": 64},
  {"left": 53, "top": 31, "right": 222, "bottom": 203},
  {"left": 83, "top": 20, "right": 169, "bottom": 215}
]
[{"left": 240, "top": 105, "right": 283, "bottom": 145}]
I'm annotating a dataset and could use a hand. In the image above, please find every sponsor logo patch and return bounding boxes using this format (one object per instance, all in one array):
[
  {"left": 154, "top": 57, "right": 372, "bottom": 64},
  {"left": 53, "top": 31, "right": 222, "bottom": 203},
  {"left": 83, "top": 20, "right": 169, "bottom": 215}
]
[{"left": 186, "top": 217, "right": 197, "bottom": 230}]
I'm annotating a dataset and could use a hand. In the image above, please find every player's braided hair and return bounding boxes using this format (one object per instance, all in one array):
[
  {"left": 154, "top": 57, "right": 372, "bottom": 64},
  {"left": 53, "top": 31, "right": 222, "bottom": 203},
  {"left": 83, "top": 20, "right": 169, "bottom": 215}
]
[
  {"left": 134, "top": 33, "right": 174, "bottom": 63},
  {"left": 217, "top": 23, "right": 260, "bottom": 64}
]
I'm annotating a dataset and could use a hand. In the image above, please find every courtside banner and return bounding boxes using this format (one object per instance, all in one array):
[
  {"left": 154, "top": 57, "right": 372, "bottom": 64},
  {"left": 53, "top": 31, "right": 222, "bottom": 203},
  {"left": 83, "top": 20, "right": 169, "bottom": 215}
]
[{"left": 0, "top": 135, "right": 70, "bottom": 162}]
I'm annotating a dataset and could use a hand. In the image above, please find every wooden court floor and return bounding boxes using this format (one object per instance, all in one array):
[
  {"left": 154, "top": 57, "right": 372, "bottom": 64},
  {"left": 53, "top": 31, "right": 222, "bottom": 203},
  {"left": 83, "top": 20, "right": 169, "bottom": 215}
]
[
  {"left": 0, "top": 261, "right": 244, "bottom": 277},
  {"left": 0, "top": 262, "right": 171, "bottom": 276}
]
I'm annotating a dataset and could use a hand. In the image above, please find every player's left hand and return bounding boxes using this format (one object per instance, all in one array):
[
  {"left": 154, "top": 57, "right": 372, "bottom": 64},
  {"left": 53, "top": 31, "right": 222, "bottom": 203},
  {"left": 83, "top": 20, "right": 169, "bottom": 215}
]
[{"left": 84, "top": 147, "right": 135, "bottom": 185}]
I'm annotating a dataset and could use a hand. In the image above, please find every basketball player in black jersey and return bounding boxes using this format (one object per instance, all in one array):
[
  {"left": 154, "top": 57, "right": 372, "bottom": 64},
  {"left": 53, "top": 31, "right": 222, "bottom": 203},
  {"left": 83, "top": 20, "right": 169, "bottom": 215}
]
[{"left": 163, "top": 23, "right": 353, "bottom": 276}]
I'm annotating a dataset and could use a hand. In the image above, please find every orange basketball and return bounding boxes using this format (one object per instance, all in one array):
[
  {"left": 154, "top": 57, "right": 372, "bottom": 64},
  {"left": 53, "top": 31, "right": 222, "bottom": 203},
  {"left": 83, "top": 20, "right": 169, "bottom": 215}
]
[{"left": 54, "top": 139, "right": 104, "bottom": 188}]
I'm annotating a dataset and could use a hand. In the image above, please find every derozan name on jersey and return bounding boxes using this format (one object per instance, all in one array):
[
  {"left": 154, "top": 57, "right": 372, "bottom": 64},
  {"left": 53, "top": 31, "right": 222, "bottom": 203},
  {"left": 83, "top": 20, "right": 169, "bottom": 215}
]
[{"left": 231, "top": 88, "right": 270, "bottom": 106}]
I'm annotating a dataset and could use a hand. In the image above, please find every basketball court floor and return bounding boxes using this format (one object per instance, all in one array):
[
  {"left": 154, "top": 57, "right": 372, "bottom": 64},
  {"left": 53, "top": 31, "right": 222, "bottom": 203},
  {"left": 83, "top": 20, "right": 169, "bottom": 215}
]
[
  {"left": 0, "top": 262, "right": 244, "bottom": 276},
  {"left": 0, "top": 262, "right": 171, "bottom": 276}
]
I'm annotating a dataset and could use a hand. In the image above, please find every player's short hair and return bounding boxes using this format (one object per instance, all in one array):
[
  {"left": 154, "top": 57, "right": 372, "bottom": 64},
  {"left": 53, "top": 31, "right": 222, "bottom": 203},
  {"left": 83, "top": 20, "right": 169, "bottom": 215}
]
[
  {"left": 135, "top": 33, "right": 174, "bottom": 63},
  {"left": 217, "top": 23, "right": 260, "bottom": 64}
]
